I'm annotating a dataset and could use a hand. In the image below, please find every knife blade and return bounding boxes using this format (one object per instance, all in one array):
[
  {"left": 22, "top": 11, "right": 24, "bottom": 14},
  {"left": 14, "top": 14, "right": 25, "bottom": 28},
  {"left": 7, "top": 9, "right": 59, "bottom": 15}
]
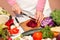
[
  {"left": 22, "top": 28, "right": 42, "bottom": 36},
  {"left": 21, "top": 12, "right": 36, "bottom": 20}
]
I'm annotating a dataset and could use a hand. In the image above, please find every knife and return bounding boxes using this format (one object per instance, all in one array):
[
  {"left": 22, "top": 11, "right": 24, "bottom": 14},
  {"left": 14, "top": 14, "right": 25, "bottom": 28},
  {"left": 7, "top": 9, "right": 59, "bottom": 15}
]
[
  {"left": 14, "top": 10, "right": 35, "bottom": 20},
  {"left": 15, "top": 17, "right": 19, "bottom": 23},
  {"left": 21, "top": 12, "right": 36, "bottom": 20},
  {"left": 22, "top": 28, "right": 42, "bottom": 36}
]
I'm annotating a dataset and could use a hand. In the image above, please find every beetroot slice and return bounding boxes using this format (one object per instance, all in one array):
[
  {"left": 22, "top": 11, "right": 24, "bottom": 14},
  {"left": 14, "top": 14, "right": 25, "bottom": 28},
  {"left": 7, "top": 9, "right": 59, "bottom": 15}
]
[{"left": 26, "top": 20, "right": 37, "bottom": 28}]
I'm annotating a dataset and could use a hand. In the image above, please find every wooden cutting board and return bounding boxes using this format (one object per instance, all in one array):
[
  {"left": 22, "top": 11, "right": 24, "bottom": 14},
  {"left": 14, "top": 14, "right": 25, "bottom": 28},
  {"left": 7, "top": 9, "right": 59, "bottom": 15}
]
[{"left": 20, "top": 19, "right": 40, "bottom": 31}]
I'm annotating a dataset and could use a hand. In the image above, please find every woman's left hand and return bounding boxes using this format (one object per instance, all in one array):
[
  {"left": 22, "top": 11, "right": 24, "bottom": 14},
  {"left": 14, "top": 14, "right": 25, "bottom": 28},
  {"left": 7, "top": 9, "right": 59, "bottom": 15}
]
[{"left": 35, "top": 11, "right": 44, "bottom": 23}]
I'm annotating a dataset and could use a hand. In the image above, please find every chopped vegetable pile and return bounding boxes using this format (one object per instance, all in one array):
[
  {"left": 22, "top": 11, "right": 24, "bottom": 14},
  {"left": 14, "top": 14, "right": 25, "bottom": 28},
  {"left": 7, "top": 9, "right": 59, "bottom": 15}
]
[
  {"left": 40, "top": 26, "right": 54, "bottom": 39},
  {"left": 0, "top": 6, "right": 60, "bottom": 40}
]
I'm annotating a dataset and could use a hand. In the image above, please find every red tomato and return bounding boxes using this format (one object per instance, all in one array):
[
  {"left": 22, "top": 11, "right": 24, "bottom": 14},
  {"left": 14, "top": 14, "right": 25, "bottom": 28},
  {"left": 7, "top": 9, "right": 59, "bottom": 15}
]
[
  {"left": 12, "top": 28, "right": 19, "bottom": 34},
  {"left": 32, "top": 32, "right": 42, "bottom": 40},
  {"left": 9, "top": 27, "right": 19, "bottom": 34}
]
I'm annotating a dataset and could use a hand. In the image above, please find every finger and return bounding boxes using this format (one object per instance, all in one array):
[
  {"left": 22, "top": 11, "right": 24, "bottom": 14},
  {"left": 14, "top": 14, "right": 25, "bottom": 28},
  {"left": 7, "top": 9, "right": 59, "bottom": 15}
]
[
  {"left": 39, "top": 15, "right": 44, "bottom": 23},
  {"left": 35, "top": 15, "right": 39, "bottom": 22},
  {"left": 35, "top": 14, "right": 40, "bottom": 20}
]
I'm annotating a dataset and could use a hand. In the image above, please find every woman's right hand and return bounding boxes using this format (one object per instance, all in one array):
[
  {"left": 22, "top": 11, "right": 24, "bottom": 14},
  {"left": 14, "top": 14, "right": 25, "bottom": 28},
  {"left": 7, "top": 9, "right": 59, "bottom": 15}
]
[
  {"left": 35, "top": 11, "right": 44, "bottom": 23},
  {"left": 12, "top": 3, "right": 22, "bottom": 15}
]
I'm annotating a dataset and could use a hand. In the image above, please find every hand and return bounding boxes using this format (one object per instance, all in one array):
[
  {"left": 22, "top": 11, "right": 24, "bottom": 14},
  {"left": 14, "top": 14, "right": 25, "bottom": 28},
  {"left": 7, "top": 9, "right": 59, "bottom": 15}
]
[
  {"left": 12, "top": 3, "right": 22, "bottom": 15},
  {"left": 35, "top": 11, "right": 44, "bottom": 23}
]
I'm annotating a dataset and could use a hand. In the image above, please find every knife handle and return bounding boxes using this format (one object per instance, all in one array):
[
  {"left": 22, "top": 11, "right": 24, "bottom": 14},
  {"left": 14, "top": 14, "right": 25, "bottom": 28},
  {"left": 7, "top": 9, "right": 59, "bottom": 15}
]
[{"left": 15, "top": 17, "right": 19, "bottom": 23}]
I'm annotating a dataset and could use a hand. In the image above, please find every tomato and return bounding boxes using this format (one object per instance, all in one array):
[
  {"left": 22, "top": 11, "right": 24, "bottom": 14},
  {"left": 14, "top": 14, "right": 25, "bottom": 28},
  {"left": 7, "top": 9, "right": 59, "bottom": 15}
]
[
  {"left": 9, "top": 27, "right": 19, "bottom": 34},
  {"left": 32, "top": 32, "right": 42, "bottom": 40},
  {"left": 12, "top": 27, "right": 19, "bottom": 34}
]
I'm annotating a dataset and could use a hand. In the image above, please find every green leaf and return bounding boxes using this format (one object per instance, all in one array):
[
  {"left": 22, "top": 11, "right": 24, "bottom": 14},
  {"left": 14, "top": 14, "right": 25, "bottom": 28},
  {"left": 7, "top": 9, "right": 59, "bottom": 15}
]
[{"left": 51, "top": 10, "right": 60, "bottom": 25}]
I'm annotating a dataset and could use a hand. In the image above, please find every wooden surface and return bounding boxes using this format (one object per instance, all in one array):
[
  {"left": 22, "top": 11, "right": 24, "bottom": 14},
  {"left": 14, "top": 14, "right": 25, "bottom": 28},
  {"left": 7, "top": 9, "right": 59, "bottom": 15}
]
[{"left": 20, "top": 19, "right": 40, "bottom": 31}]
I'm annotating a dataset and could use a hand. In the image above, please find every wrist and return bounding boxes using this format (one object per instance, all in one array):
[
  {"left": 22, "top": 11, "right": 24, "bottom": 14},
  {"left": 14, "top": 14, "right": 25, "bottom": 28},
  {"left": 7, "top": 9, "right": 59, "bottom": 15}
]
[
  {"left": 36, "top": 11, "right": 44, "bottom": 18},
  {"left": 36, "top": 11, "right": 43, "bottom": 15}
]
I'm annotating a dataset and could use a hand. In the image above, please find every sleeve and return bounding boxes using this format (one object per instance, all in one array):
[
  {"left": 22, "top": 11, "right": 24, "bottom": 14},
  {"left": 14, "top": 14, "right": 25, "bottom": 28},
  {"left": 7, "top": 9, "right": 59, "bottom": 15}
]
[
  {"left": 36, "top": 0, "right": 46, "bottom": 12},
  {"left": 6, "top": 0, "right": 16, "bottom": 6}
]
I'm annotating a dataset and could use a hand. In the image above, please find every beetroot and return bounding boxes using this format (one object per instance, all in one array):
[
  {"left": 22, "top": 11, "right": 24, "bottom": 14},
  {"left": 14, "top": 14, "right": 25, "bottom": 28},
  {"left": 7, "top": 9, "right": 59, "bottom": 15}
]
[{"left": 27, "top": 20, "right": 37, "bottom": 28}]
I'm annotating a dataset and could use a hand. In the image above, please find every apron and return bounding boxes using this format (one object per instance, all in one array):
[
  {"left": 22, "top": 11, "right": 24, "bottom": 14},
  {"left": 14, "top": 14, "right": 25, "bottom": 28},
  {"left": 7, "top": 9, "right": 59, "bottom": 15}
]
[
  {"left": 16, "top": 0, "right": 38, "bottom": 18},
  {"left": 15, "top": 0, "right": 51, "bottom": 23},
  {"left": 43, "top": 0, "right": 51, "bottom": 17}
]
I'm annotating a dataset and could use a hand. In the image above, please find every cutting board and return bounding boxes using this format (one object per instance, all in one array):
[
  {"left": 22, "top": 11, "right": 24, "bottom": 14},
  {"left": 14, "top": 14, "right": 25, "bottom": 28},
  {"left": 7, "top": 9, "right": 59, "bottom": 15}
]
[{"left": 20, "top": 19, "right": 40, "bottom": 31}]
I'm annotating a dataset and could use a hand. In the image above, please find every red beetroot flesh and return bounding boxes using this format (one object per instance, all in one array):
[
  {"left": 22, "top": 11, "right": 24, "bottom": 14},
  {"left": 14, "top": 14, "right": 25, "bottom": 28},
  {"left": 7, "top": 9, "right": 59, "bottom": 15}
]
[{"left": 27, "top": 20, "right": 37, "bottom": 28}]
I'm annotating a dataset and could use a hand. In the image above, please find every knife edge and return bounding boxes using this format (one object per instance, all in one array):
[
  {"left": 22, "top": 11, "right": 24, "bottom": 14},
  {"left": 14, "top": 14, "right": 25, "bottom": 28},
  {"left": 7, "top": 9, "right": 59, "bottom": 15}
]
[{"left": 22, "top": 13, "right": 36, "bottom": 20}]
